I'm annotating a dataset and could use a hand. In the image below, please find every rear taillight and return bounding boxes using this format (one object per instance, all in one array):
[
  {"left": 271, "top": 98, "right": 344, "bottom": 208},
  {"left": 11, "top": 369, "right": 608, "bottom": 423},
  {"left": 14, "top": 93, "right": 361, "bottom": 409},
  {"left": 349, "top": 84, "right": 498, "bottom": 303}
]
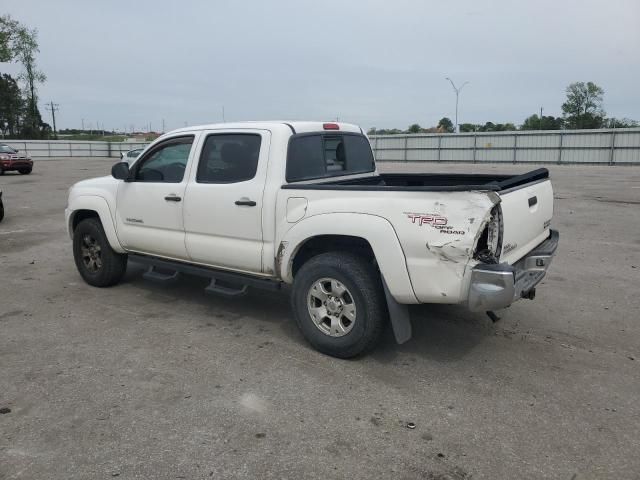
[{"left": 323, "top": 123, "right": 340, "bottom": 130}]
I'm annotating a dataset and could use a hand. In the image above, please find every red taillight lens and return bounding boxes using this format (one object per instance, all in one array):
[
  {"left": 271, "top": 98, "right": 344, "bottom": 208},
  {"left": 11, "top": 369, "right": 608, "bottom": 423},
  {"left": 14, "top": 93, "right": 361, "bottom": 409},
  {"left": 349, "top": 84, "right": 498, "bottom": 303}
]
[{"left": 323, "top": 123, "right": 340, "bottom": 130}]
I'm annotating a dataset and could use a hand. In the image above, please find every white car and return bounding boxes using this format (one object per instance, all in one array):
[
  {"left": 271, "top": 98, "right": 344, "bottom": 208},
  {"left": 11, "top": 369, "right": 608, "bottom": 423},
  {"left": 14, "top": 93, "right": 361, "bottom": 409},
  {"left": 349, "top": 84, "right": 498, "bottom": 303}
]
[
  {"left": 120, "top": 148, "right": 144, "bottom": 165},
  {"left": 66, "top": 121, "right": 558, "bottom": 358}
]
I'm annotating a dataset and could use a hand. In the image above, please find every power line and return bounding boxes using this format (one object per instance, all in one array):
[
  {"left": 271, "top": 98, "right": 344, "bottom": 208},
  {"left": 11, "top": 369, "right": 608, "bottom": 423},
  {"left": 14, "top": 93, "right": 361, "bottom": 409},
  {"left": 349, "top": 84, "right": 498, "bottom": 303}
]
[{"left": 45, "top": 101, "right": 60, "bottom": 138}]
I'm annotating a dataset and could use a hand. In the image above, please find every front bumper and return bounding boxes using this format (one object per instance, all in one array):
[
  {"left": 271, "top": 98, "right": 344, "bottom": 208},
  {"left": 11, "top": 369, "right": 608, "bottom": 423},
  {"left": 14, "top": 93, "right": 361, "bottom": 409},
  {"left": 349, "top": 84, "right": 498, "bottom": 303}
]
[
  {"left": 468, "top": 229, "right": 559, "bottom": 312},
  {"left": 1, "top": 160, "right": 33, "bottom": 171}
]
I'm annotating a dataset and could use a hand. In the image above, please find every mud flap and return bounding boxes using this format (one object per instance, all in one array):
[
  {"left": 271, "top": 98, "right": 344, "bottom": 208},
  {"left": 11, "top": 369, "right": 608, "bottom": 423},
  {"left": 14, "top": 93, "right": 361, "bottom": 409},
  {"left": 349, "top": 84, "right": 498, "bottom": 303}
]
[{"left": 381, "top": 276, "right": 412, "bottom": 344}]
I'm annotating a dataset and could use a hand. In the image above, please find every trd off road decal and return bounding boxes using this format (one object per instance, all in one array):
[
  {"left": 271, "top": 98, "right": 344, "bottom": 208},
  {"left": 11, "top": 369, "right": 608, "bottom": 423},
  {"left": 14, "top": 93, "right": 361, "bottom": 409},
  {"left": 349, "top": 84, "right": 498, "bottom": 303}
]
[
  {"left": 405, "top": 213, "right": 465, "bottom": 235},
  {"left": 406, "top": 213, "right": 447, "bottom": 227}
]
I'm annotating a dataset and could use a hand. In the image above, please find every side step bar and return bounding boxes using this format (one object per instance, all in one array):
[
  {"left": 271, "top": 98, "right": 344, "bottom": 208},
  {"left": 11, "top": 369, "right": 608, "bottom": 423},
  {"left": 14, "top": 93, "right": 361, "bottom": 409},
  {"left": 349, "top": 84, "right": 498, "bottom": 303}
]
[
  {"left": 142, "top": 266, "right": 181, "bottom": 284},
  {"left": 129, "top": 254, "right": 282, "bottom": 296}
]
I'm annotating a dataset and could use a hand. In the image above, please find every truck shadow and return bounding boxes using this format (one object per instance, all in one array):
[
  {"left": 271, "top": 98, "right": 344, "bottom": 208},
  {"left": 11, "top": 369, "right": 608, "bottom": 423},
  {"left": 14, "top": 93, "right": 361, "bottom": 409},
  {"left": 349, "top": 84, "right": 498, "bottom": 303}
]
[
  {"left": 121, "top": 265, "right": 496, "bottom": 363},
  {"left": 372, "top": 304, "right": 495, "bottom": 363}
]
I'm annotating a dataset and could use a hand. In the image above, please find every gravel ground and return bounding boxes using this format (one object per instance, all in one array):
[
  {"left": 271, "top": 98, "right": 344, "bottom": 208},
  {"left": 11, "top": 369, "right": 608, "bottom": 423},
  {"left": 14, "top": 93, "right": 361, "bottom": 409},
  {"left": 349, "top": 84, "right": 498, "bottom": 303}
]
[{"left": 1, "top": 158, "right": 639, "bottom": 480}]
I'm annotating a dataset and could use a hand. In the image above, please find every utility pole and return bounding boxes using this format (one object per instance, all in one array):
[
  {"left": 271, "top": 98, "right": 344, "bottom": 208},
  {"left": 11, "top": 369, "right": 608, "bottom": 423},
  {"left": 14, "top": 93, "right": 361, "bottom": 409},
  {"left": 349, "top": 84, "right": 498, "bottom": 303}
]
[
  {"left": 540, "top": 106, "right": 543, "bottom": 130},
  {"left": 45, "top": 101, "right": 60, "bottom": 138},
  {"left": 162, "top": 118, "right": 165, "bottom": 133},
  {"left": 445, "top": 77, "right": 469, "bottom": 133},
  {"left": 222, "top": 106, "right": 226, "bottom": 122},
  {"left": 81, "top": 118, "right": 85, "bottom": 131}
]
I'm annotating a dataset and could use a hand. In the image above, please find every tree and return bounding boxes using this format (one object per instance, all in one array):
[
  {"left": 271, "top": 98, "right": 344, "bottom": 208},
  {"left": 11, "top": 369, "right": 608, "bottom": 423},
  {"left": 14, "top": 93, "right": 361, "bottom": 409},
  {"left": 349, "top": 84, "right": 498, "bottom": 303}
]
[
  {"left": 0, "top": 15, "right": 19, "bottom": 62},
  {"left": 0, "top": 73, "right": 25, "bottom": 135},
  {"left": 437, "top": 117, "right": 454, "bottom": 133},
  {"left": 604, "top": 117, "right": 638, "bottom": 128},
  {"left": 561, "top": 82, "right": 605, "bottom": 129},
  {"left": 0, "top": 15, "right": 46, "bottom": 136},
  {"left": 521, "top": 114, "right": 564, "bottom": 130},
  {"left": 407, "top": 123, "right": 422, "bottom": 134},
  {"left": 367, "top": 127, "right": 377, "bottom": 135}
]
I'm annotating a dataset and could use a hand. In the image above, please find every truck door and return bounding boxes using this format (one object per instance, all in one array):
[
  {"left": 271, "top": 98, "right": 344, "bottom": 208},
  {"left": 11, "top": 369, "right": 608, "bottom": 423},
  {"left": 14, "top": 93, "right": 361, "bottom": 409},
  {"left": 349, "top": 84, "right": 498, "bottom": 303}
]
[
  {"left": 114, "top": 134, "right": 197, "bottom": 260},
  {"left": 183, "top": 130, "right": 270, "bottom": 274}
]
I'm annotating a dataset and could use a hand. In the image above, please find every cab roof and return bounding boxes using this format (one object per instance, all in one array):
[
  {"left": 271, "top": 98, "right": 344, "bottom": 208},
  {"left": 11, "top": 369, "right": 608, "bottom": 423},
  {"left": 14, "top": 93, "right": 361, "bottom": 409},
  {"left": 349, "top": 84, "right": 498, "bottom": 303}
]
[{"left": 168, "top": 121, "right": 363, "bottom": 136}]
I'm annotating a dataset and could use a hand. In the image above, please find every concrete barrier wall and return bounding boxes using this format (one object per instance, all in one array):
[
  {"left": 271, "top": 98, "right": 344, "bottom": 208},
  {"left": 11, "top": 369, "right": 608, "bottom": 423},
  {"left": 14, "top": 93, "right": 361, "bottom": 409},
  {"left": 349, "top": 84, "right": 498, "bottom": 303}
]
[{"left": 370, "top": 128, "right": 640, "bottom": 164}]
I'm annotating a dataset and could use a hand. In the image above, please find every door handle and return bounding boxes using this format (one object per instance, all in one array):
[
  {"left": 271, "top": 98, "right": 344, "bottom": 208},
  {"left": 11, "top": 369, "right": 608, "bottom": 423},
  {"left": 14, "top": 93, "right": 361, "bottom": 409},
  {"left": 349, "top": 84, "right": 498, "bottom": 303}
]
[
  {"left": 165, "top": 195, "right": 182, "bottom": 202},
  {"left": 235, "top": 198, "right": 256, "bottom": 207}
]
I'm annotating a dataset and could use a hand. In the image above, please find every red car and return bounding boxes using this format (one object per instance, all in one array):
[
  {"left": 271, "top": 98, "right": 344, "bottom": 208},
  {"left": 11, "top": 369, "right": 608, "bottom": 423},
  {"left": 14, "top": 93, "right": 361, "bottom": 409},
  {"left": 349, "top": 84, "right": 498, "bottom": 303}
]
[{"left": 0, "top": 144, "right": 33, "bottom": 175}]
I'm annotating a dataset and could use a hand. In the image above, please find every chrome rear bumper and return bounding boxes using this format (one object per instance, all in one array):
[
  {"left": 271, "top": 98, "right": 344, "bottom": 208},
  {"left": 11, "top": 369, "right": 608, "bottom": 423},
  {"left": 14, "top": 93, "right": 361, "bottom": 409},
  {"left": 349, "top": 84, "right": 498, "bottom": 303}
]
[{"left": 468, "top": 229, "right": 559, "bottom": 312}]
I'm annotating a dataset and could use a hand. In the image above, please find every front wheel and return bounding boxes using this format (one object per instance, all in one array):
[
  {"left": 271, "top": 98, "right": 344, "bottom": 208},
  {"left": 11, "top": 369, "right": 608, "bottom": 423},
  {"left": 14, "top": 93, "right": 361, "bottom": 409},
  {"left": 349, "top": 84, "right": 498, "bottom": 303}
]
[
  {"left": 291, "top": 252, "right": 387, "bottom": 358},
  {"left": 73, "top": 218, "right": 127, "bottom": 287},
  {"left": 18, "top": 168, "right": 32, "bottom": 175}
]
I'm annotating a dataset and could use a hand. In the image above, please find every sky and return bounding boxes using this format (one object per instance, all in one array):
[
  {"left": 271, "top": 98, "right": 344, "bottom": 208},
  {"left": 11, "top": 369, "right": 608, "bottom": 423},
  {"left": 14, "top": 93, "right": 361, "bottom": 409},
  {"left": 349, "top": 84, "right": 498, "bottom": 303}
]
[{"left": 2, "top": 0, "right": 639, "bottom": 132}]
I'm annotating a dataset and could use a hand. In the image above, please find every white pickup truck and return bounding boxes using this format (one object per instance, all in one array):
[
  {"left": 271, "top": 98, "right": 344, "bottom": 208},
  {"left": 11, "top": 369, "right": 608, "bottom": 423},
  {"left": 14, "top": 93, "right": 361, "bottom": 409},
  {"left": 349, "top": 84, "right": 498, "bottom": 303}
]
[{"left": 66, "top": 121, "right": 558, "bottom": 357}]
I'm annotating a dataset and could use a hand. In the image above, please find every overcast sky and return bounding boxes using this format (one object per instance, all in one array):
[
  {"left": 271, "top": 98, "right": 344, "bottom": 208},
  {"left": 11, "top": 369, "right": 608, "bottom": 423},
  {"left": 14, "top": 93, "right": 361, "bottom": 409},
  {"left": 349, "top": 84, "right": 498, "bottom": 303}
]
[{"left": 3, "top": 0, "right": 639, "bottom": 131}]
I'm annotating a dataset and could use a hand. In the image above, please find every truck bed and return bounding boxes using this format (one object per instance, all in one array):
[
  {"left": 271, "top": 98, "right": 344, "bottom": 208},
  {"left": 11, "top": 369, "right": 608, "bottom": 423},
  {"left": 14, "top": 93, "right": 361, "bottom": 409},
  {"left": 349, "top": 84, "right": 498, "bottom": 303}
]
[{"left": 282, "top": 168, "right": 549, "bottom": 192}]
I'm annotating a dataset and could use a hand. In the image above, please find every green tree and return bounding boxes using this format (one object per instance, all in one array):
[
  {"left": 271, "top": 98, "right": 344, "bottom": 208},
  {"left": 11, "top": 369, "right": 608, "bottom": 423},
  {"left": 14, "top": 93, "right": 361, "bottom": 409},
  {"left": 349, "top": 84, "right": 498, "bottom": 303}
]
[
  {"left": 604, "top": 117, "right": 638, "bottom": 128},
  {"left": 407, "top": 123, "right": 422, "bottom": 134},
  {"left": 0, "top": 15, "right": 46, "bottom": 136},
  {"left": 437, "top": 117, "right": 454, "bottom": 133},
  {"left": 521, "top": 114, "right": 564, "bottom": 130},
  {"left": 0, "top": 15, "right": 19, "bottom": 61},
  {"left": 367, "top": 127, "right": 377, "bottom": 135},
  {"left": 459, "top": 123, "right": 477, "bottom": 133},
  {"left": 561, "top": 82, "right": 605, "bottom": 129},
  {"left": 0, "top": 73, "right": 25, "bottom": 135}
]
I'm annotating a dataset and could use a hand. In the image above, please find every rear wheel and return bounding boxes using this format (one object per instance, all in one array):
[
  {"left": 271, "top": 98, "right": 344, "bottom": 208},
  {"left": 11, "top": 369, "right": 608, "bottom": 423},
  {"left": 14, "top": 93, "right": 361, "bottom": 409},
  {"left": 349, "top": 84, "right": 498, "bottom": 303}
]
[
  {"left": 73, "top": 218, "right": 127, "bottom": 287},
  {"left": 291, "top": 252, "right": 387, "bottom": 358},
  {"left": 0, "top": 197, "right": 4, "bottom": 222},
  {"left": 18, "top": 168, "right": 31, "bottom": 175}
]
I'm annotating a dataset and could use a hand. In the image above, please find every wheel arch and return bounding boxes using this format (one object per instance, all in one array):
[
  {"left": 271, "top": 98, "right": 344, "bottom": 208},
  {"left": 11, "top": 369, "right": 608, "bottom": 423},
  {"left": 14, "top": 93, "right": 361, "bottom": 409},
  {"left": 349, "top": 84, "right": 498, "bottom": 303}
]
[
  {"left": 278, "top": 213, "right": 418, "bottom": 304},
  {"left": 67, "top": 196, "right": 125, "bottom": 253}
]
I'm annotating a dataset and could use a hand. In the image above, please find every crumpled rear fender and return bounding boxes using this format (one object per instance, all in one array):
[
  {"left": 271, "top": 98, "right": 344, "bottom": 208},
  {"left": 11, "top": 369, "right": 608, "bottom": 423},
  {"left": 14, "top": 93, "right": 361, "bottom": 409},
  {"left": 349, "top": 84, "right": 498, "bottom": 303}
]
[{"left": 277, "top": 212, "right": 418, "bottom": 304}]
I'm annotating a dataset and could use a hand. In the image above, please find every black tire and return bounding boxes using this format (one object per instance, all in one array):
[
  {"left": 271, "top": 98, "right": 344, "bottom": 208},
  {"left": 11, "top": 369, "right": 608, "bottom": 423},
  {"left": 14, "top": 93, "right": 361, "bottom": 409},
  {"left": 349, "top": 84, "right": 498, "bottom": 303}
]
[
  {"left": 0, "top": 198, "right": 4, "bottom": 222},
  {"left": 73, "top": 218, "right": 127, "bottom": 287},
  {"left": 291, "top": 252, "right": 387, "bottom": 358},
  {"left": 0, "top": 169, "right": 4, "bottom": 175},
  {"left": 18, "top": 168, "right": 32, "bottom": 175}
]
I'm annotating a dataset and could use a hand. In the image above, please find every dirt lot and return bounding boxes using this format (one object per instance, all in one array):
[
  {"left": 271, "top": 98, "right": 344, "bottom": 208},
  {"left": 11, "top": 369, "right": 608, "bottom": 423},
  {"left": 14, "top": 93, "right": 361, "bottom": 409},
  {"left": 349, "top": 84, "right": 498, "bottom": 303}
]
[{"left": 1, "top": 158, "right": 639, "bottom": 480}]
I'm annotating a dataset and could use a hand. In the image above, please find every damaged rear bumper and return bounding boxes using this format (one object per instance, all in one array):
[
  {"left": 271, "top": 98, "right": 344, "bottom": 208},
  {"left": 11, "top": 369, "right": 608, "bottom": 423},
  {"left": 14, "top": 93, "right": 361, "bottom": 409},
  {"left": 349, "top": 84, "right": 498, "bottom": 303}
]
[{"left": 467, "top": 229, "right": 559, "bottom": 312}]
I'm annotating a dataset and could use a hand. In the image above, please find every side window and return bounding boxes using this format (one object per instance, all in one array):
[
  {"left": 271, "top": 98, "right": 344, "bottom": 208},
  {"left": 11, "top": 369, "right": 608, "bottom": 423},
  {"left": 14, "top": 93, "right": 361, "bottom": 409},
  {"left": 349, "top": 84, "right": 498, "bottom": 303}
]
[
  {"left": 134, "top": 136, "right": 194, "bottom": 183},
  {"left": 196, "top": 134, "right": 261, "bottom": 183},
  {"left": 286, "top": 135, "right": 325, "bottom": 181}
]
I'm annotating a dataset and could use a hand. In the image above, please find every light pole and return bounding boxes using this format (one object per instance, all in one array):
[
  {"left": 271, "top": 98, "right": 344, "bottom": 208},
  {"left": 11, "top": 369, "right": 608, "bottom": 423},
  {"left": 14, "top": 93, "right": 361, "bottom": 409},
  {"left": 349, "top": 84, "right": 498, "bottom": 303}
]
[{"left": 445, "top": 77, "right": 469, "bottom": 133}]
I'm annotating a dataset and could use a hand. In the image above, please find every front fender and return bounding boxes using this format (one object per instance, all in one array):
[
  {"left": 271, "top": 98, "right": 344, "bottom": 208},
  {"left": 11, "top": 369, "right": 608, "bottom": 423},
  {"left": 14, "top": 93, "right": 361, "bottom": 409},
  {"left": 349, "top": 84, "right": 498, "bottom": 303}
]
[
  {"left": 66, "top": 195, "right": 125, "bottom": 253},
  {"left": 278, "top": 213, "right": 418, "bottom": 304}
]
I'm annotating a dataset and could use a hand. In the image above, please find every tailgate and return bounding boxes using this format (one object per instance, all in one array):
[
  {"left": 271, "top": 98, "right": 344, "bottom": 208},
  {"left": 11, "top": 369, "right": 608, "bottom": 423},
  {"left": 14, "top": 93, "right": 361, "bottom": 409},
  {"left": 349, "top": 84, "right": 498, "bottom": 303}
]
[{"left": 498, "top": 179, "right": 554, "bottom": 264}]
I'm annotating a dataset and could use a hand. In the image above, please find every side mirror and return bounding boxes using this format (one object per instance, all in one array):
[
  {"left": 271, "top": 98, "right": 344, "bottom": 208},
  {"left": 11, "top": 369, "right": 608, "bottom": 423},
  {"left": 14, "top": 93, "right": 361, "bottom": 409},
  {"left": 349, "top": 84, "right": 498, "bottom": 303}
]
[{"left": 111, "top": 162, "right": 130, "bottom": 180}]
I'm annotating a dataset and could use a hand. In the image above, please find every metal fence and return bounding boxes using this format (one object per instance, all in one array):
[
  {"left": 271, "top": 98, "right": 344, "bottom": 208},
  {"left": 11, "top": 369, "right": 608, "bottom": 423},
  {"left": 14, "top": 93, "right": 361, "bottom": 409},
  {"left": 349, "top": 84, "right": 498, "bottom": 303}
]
[
  {"left": 370, "top": 128, "right": 640, "bottom": 164},
  {"left": 3, "top": 128, "right": 640, "bottom": 164},
  {"left": 1, "top": 140, "right": 148, "bottom": 158}
]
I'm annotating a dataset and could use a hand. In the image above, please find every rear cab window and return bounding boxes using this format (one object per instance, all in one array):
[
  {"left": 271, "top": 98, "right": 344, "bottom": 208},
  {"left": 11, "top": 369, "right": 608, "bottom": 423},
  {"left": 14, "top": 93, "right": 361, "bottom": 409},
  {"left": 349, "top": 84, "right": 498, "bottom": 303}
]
[{"left": 286, "top": 133, "right": 375, "bottom": 182}]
